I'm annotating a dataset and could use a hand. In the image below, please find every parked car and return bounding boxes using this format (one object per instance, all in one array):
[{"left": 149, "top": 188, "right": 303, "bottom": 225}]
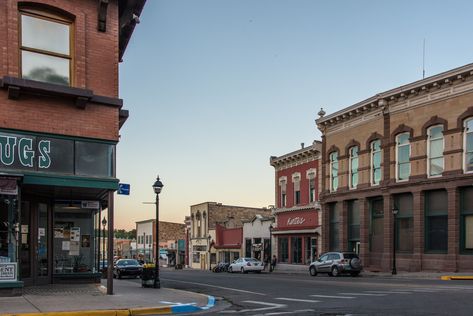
[
  {"left": 309, "top": 252, "right": 362, "bottom": 277},
  {"left": 113, "top": 259, "right": 143, "bottom": 279},
  {"left": 228, "top": 258, "right": 264, "bottom": 273}
]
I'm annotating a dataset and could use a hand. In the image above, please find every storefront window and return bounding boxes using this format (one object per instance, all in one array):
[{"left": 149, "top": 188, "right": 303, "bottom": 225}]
[
  {"left": 347, "top": 200, "right": 360, "bottom": 253},
  {"left": 461, "top": 187, "right": 473, "bottom": 253},
  {"left": 329, "top": 203, "right": 341, "bottom": 251},
  {"left": 394, "top": 193, "right": 413, "bottom": 252},
  {"left": 278, "top": 237, "right": 288, "bottom": 263},
  {"left": 291, "top": 237, "right": 302, "bottom": 264},
  {"left": 425, "top": 190, "right": 448, "bottom": 253},
  {"left": 245, "top": 238, "right": 252, "bottom": 258},
  {"left": 0, "top": 195, "right": 19, "bottom": 280},
  {"left": 53, "top": 203, "right": 96, "bottom": 274},
  {"left": 305, "top": 237, "right": 311, "bottom": 264},
  {"left": 75, "top": 142, "right": 114, "bottom": 177}
]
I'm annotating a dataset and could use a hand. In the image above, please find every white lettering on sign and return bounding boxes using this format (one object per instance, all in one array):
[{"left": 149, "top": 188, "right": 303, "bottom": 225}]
[
  {"left": 287, "top": 217, "right": 306, "bottom": 226},
  {"left": 0, "top": 263, "right": 17, "bottom": 281}
]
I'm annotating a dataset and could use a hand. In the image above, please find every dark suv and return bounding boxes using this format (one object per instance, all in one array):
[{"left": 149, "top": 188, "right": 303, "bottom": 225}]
[{"left": 309, "top": 252, "right": 362, "bottom": 277}]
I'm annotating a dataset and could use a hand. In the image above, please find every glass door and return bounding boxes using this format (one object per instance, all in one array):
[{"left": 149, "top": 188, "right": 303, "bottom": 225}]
[{"left": 36, "top": 203, "right": 49, "bottom": 284}]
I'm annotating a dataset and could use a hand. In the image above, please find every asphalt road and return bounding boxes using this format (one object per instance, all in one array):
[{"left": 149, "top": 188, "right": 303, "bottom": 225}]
[{"left": 129, "top": 269, "right": 473, "bottom": 316}]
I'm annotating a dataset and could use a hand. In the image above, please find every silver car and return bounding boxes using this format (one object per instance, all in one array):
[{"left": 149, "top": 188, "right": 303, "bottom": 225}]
[
  {"left": 228, "top": 257, "right": 264, "bottom": 273},
  {"left": 309, "top": 252, "right": 362, "bottom": 277}
]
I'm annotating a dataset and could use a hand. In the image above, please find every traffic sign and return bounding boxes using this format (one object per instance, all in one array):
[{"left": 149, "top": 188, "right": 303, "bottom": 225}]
[{"left": 118, "top": 183, "right": 130, "bottom": 195}]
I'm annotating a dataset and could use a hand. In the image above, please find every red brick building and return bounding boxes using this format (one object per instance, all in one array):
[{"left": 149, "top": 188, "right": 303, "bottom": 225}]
[
  {"left": 270, "top": 141, "right": 322, "bottom": 265},
  {"left": 0, "top": 0, "right": 145, "bottom": 295}
]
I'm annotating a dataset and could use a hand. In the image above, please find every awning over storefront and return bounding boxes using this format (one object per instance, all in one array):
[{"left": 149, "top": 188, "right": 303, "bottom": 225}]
[{"left": 272, "top": 227, "right": 321, "bottom": 235}]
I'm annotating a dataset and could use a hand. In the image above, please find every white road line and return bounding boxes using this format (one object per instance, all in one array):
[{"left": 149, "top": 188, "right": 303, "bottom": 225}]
[
  {"left": 365, "top": 290, "right": 411, "bottom": 294},
  {"left": 264, "top": 310, "right": 315, "bottom": 316},
  {"left": 339, "top": 292, "right": 386, "bottom": 296},
  {"left": 275, "top": 298, "right": 321, "bottom": 303},
  {"left": 310, "top": 294, "right": 355, "bottom": 299},
  {"left": 161, "top": 278, "right": 266, "bottom": 296},
  {"left": 410, "top": 289, "right": 439, "bottom": 293},
  {"left": 219, "top": 301, "right": 286, "bottom": 314}
]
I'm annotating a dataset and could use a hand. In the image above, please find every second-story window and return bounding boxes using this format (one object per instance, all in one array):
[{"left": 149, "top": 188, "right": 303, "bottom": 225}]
[
  {"left": 465, "top": 118, "right": 473, "bottom": 173},
  {"left": 293, "top": 173, "right": 301, "bottom": 205},
  {"left": 349, "top": 146, "right": 359, "bottom": 189},
  {"left": 279, "top": 178, "right": 287, "bottom": 207},
  {"left": 329, "top": 152, "right": 338, "bottom": 192},
  {"left": 371, "top": 140, "right": 382, "bottom": 185},
  {"left": 308, "top": 171, "right": 316, "bottom": 203},
  {"left": 20, "top": 9, "right": 72, "bottom": 86},
  {"left": 396, "top": 133, "right": 411, "bottom": 181},
  {"left": 428, "top": 125, "right": 444, "bottom": 177},
  {"left": 196, "top": 212, "right": 201, "bottom": 237}
]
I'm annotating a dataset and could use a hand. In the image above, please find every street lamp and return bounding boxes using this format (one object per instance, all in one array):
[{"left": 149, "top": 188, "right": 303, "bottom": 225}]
[
  {"left": 152, "top": 176, "right": 164, "bottom": 289},
  {"left": 269, "top": 224, "right": 273, "bottom": 272},
  {"left": 102, "top": 217, "right": 107, "bottom": 261},
  {"left": 392, "top": 206, "right": 399, "bottom": 275},
  {"left": 207, "top": 234, "right": 212, "bottom": 271}
]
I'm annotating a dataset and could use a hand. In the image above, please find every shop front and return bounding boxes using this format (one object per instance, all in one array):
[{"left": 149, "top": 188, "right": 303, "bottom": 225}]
[
  {"left": 273, "top": 208, "right": 321, "bottom": 265},
  {"left": 0, "top": 130, "right": 117, "bottom": 294}
]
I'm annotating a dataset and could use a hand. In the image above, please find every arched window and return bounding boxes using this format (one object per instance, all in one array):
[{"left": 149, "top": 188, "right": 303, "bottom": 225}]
[
  {"left": 329, "top": 152, "right": 338, "bottom": 192},
  {"left": 19, "top": 6, "right": 73, "bottom": 85},
  {"left": 292, "top": 173, "right": 301, "bottom": 205},
  {"left": 465, "top": 118, "right": 473, "bottom": 173},
  {"left": 396, "top": 133, "right": 410, "bottom": 181},
  {"left": 370, "top": 140, "right": 382, "bottom": 185},
  {"left": 196, "top": 212, "right": 201, "bottom": 238},
  {"left": 279, "top": 177, "right": 287, "bottom": 207},
  {"left": 349, "top": 146, "right": 359, "bottom": 189},
  {"left": 427, "top": 125, "right": 444, "bottom": 177}
]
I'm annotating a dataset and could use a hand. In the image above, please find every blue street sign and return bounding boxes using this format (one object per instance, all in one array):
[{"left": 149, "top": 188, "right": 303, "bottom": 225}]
[{"left": 117, "top": 183, "right": 130, "bottom": 195}]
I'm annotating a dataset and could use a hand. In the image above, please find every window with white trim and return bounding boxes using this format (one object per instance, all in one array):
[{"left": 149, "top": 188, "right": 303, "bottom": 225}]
[
  {"left": 329, "top": 152, "right": 338, "bottom": 192},
  {"left": 427, "top": 125, "right": 444, "bottom": 177},
  {"left": 292, "top": 173, "right": 301, "bottom": 205},
  {"left": 307, "top": 170, "right": 316, "bottom": 203},
  {"left": 465, "top": 118, "right": 473, "bottom": 173},
  {"left": 349, "top": 146, "right": 359, "bottom": 189},
  {"left": 370, "top": 140, "right": 382, "bottom": 185},
  {"left": 396, "top": 133, "right": 410, "bottom": 181},
  {"left": 279, "top": 178, "right": 287, "bottom": 207}
]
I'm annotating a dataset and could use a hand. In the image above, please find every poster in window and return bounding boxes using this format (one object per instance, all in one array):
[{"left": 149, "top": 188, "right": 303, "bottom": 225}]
[
  {"left": 70, "top": 227, "right": 80, "bottom": 242},
  {"left": 81, "top": 235, "right": 90, "bottom": 248},
  {"left": 54, "top": 227, "right": 64, "bottom": 238},
  {"left": 466, "top": 216, "right": 473, "bottom": 249},
  {"left": 69, "top": 241, "right": 80, "bottom": 256}
]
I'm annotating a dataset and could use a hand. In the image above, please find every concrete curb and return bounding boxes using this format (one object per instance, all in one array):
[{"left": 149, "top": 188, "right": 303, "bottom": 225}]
[
  {"left": 441, "top": 276, "right": 473, "bottom": 281},
  {"left": 1, "top": 296, "right": 216, "bottom": 316}
]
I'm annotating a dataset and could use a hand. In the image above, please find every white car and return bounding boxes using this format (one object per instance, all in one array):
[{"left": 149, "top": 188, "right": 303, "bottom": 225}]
[{"left": 228, "top": 257, "right": 264, "bottom": 273}]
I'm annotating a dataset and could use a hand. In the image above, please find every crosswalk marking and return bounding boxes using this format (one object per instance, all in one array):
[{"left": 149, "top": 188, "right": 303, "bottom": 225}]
[
  {"left": 310, "top": 294, "right": 355, "bottom": 299},
  {"left": 339, "top": 292, "right": 386, "bottom": 296},
  {"left": 365, "top": 291, "right": 411, "bottom": 294},
  {"left": 276, "top": 298, "right": 321, "bottom": 303}
]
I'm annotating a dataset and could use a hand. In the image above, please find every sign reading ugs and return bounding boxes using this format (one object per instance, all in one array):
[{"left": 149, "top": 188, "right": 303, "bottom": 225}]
[{"left": 0, "top": 134, "right": 51, "bottom": 169}]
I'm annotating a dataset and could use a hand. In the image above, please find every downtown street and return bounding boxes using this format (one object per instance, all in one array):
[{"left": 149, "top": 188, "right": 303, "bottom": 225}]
[{"left": 125, "top": 268, "right": 473, "bottom": 316}]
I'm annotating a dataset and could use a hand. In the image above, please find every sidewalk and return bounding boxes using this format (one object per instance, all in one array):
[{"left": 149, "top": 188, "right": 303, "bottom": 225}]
[
  {"left": 270, "top": 263, "right": 473, "bottom": 280},
  {"left": 0, "top": 279, "right": 215, "bottom": 316}
]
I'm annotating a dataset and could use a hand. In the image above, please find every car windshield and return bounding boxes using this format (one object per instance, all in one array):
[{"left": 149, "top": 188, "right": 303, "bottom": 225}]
[
  {"left": 117, "top": 260, "right": 139, "bottom": 266},
  {"left": 343, "top": 253, "right": 359, "bottom": 259},
  {"left": 245, "top": 258, "right": 258, "bottom": 262}
]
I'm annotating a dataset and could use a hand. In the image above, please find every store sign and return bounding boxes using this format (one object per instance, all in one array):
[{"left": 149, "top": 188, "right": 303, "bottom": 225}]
[
  {"left": 0, "top": 135, "right": 51, "bottom": 169},
  {"left": 287, "top": 217, "right": 306, "bottom": 226},
  {"left": 81, "top": 200, "right": 100, "bottom": 209},
  {"left": 0, "top": 263, "right": 17, "bottom": 281}
]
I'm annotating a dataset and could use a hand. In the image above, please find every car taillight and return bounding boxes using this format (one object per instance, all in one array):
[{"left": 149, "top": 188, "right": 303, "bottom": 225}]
[{"left": 247, "top": 262, "right": 251, "bottom": 266}]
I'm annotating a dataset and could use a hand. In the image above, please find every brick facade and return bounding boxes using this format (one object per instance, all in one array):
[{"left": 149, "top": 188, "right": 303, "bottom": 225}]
[
  {"left": 317, "top": 62, "right": 473, "bottom": 273},
  {"left": 270, "top": 142, "right": 322, "bottom": 265}
]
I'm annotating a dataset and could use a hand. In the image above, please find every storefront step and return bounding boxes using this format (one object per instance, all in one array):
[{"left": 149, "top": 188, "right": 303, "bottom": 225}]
[{"left": 0, "top": 281, "right": 24, "bottom": 297}]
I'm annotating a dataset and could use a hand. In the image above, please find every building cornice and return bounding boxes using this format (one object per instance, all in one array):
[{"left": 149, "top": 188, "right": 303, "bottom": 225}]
[
  {"left": 316, "top": 62, "right": 473, "bottom": 131},
  {"left": 270, "top": 141, "right": 321, "bottom": 168}
]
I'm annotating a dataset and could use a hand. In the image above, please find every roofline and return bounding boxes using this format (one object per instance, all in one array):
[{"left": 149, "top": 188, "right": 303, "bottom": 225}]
[
  {"left": 190, "top": 201, "right": 269, "bottom": 210},
  {"left": 270, "top": 140, "right": 321, "bottom": 166},
  {"left": 119, "top": 0, "right": 147, "bottom": 61},
  {"left": 317, "top": 62, "right": 473, "bottom": 124}
]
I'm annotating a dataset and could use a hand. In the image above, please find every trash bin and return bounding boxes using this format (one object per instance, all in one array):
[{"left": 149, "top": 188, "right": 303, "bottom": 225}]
[{"left": 141, "top": 263, "right": 156, "bottom": 288}]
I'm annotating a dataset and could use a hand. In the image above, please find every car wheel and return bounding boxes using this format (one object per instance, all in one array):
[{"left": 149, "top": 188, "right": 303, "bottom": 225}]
[
  {"left": 350, "top": 271, "right": 360, "bottom": 277},
  {"left": 309, "top": 266, "right": 317, "bottom": 277},
  {"left": 241, "top": 267, "right": 245, "bottom": 273},
  {"left": 331, "top": 266, "right": 339, "bottom": 277},
  {"left": 228, "top": 266, "right": 233, "bottom": 273},
  {"left": 256, "top": 270, "right": 261, "bottom": 274}
]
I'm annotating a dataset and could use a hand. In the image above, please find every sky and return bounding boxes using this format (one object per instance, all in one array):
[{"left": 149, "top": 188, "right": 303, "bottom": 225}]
[{"left": 115, "top": 0, "right": 473, "bottom": 230}]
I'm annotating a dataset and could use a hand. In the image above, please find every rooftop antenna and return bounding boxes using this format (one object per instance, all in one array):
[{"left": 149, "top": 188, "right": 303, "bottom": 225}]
[{"left": 422, "top": 38, "right": 426, "bottom": 79}]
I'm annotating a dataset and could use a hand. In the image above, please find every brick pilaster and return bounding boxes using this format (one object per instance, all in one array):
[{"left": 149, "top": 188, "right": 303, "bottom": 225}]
[
  {"left": 447, "top": 186, "right": 459, "bottom": 272},
  {"left": 340, "top": 200, "right": 348, "bottom": 251},
  {"left": 382, "top": 193, "right": 393, "bottom": 272},
  {"left": 359, "top": 198, "right": 369, "bottom": 267},
  {"left": 412, "top": 190, "right": 424, "bottom": 271}
]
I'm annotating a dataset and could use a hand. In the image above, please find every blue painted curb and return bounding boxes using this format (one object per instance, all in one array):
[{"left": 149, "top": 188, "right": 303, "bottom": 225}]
[{"left": 170, "top": 295, "right": 216, "bottom": 313}]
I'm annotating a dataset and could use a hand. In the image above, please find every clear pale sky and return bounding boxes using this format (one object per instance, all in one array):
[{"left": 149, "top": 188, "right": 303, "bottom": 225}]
[{"left": 115, "top": 0, "right": 473, "bottom": 230}]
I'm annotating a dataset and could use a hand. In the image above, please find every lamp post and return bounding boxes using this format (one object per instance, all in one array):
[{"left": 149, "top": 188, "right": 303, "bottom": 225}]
[
  {"left": 143, "top": 232, "right": 146, "bottom": 262},
  {"left": 102, "top": 217, "right": 107, "bottom": 261},
  {"left": 152, "top": 176, "right": 164, "bottom": 289},
  {"left": 269, "top": 224, "right": 273, "bottom": 272},
  {"left": 392, "top": 206, "right": 399, "bottom": 275},
  {"left": 207, "top": 234, "right": 212, "bottom": 271}
]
